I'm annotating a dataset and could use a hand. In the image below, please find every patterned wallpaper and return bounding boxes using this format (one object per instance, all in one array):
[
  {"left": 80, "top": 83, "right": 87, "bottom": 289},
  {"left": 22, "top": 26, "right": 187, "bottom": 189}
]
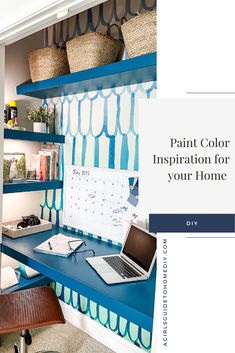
[
  {"left": 42, "top": 81, "right": 156, "bottom": 352},
  {"left": 51, "top": 280, "right": 152, "bottom": 351},
  {"left": 41, "top": 0, "right": 157, "bottom": 351},
  {"left": 45, "top": 0, "right": 156, "bottom": 48},
  {"left": 41, "top": 82, "right": 156, "bottom": 243}
]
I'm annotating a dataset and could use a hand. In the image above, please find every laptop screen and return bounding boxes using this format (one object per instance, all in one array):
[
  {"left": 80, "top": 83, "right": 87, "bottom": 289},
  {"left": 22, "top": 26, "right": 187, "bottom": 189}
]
[{"left": 122, "top": 225, "right": 157, "bottom": 272}]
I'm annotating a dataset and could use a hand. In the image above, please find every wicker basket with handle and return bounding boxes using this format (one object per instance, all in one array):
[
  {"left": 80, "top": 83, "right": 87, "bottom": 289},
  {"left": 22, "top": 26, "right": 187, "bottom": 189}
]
[
  {"left": 66, "top": 32, "right": 122, "bottom": 73},
  {"left": 28, "top": 47, "right": 69, "bottom": 82},
  {"left": 121, "top": 11, "right": 157, "bottom": 58}
]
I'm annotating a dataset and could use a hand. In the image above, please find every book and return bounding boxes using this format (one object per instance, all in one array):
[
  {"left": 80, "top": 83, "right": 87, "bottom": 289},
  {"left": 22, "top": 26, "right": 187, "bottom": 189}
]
[
  {"left": 31, "top": 154, "right": 40, "bottom": 178},
  {"left": 46, "top": 154, "right": 51, "bottom": 180},
  {"left": 1, "top": 266, "right": 19, "bottom": 290},
  {"left": 49, "top": 150, "right": 56, "bottom": 180},
  {"left": 39, "top": 151, "right": 54, "bottom": 180},
  {"left": 39, "top": 144, "right": 60, "bottom": 180},
  {"left": 40, "top": 154, "right": 47, "bottom": 181},
  {"left": 33, "top": 233, "right": 84, "bottom": 257}
]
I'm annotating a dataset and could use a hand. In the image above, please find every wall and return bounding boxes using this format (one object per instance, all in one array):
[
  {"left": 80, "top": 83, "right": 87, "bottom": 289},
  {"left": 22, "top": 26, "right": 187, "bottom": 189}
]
[
  {"left": 5, "top": 30, "right": 44, "bottom": 129},
  {"left": 41, "top": 1, "right": 156, "bottom": 351},
  {"left": 46, "top": 0, "right": 156, "bottom": 48},
  {"left": 3, "top": 30, "right": 44, "bottom": 267},
  {"left": 3, "top": 0, "right": 157, "bottom": 350},
  {"left": 42, "top": 82, "right": 156, "bottom": 233},
  {"left": 45, "top": 81, "right": 156, "bottom": 352},
  {"left": 0, "top": 46, "right": 5, "bottom": 275}
]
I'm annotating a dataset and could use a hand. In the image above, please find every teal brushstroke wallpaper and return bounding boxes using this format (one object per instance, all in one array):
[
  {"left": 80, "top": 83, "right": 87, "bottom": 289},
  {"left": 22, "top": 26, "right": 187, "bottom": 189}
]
[
  {"left": 41, "top": 82, "right": 156, "bottom": 243},
  {"left": 41, "top": 0, "right": 157, "bottom": 351},
  {"left": 43, "top": 82, "right": 156, "bottom": 352},
  {"left": 51, "top": 281, "right": 152, "bottom": 351}
]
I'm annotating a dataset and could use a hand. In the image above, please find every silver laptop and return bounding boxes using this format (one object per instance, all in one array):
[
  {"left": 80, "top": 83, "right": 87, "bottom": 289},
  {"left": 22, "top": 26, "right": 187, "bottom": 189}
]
[{"left": 86, "top": 222, "right": 157, "bottom": 284}]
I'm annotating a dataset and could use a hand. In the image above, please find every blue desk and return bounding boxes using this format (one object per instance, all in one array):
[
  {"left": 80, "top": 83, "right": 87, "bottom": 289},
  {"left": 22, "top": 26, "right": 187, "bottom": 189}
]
[{"left": 2, "top": 226, "right": 156, "bottom": 332}]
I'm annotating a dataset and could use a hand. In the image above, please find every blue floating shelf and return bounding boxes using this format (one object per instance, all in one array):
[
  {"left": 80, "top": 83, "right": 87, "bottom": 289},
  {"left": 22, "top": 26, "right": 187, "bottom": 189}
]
[
  {"left": 17, "top": 53, "right": 157, "bottom": 99},
  {"left": 3, "top": 180, "right": 63, "bottom": 194},
  {"left": 4, "top": 129, "right": 65, "bottom": 143},
  {"left": 1, "top": 272, "right": 50, "bottom": 294}
]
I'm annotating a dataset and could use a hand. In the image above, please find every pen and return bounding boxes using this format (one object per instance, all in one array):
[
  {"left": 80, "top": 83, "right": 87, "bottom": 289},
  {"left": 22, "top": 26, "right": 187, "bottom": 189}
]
[{"left": 48, "top": 241, "right": 52, "bottom": 250}]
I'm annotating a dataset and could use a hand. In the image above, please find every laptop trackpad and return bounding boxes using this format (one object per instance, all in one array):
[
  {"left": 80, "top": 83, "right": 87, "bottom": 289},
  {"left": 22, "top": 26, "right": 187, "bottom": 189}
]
[{"left": 95, "top": 264, "right": 112, "bottom": 273}]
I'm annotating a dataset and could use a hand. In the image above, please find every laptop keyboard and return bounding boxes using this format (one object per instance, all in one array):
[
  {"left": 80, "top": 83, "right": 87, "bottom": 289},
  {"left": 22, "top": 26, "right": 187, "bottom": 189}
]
[{"left": 103, "top": 256, "right": 141, "bottom": 279}]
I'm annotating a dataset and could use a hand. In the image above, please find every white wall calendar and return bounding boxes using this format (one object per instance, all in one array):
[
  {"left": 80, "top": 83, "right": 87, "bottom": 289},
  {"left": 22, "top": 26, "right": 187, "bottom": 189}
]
[{"left": 63, "top": 165, "right": 139, "bottom": 243}]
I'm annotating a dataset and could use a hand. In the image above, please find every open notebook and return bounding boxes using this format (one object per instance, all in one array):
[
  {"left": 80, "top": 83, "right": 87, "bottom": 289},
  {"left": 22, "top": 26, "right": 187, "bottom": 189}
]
[
  {"left": 34, "top": 233, "right": 83, "bottom": 257},
  {"left": 1, "top": 267, "right": 19, "bottom": 290}
]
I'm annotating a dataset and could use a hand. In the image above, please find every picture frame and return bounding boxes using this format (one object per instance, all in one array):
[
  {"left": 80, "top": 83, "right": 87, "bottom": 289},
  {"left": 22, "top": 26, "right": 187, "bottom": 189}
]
[{"left": 3, "top": 152, "right": 26, "bottom": 183}]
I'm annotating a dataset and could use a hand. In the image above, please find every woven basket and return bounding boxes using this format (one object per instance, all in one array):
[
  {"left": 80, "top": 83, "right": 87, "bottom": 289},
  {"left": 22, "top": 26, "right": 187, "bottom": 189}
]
[
  {"left": 66, "top": 32, "right": 121, "bottom": 73},
  {"left": 121, "top": 11, "right": 157, "bottom": 58},
  {"left": 28, "top": 48, "right": 69, "bottom": 82}
]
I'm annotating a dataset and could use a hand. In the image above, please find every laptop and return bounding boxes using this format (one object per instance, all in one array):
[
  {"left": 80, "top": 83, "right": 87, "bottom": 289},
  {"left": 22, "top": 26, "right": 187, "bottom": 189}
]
[{"left": 86, "top": 222, "right": 157, "bottom": 284}]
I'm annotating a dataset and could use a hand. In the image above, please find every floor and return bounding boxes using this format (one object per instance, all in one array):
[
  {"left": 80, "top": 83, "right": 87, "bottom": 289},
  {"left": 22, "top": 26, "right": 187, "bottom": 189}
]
[{"left": 0, "top": 321, "right": 114, "bottom": 353}]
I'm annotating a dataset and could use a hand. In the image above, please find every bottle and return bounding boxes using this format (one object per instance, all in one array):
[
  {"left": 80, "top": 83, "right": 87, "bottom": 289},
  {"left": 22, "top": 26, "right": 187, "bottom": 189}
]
[
  {"left": 4, "top": 105, "right": 8, "bottom": 124},
  {"left": 8, "top": 101, "right": 18, "bottom": 125}
]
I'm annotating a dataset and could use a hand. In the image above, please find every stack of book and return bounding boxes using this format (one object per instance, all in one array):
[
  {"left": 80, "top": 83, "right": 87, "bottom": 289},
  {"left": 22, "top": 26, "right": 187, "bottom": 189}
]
[
  {"left": 31, "top": 144, "right": 60, "bottom": 181},
  {"left": 40, "top": 144, "right": 60, "bottom": 181}
]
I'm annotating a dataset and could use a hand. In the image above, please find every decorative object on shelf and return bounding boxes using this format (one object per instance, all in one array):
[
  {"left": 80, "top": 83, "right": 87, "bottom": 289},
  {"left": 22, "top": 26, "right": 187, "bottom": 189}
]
[
  {"left": 121, "top": 10, "right": 157, "bottom": 58},
  {"left": 17, "top": 214, "right": 41, "bottom": 228},
  {"left": 30, "top": 154, "right": 40, "bottom": 178},
  {"left": 8, "top": 101, "right": 18, "bottom": 125},
  {"left": 28, "top": 47, "right": 69, "bottom": 82},
  {"left": 6, "top": 119, "right": 14, "bottom": 128},
  {"left": 2, "top": 218, "right": 52, "bottom": 239},
  {"left": 33, "top": 122, "right": 47, "bottom": 133},
  {"left": 4, "top": 101, "right": 27, "bottom": 130},
  {"left": 4, "top": 124, "right": 26, "bottom": 131},
  {"left": 11, "top": 127, "right": 26, "bottom": 131},
  {"left": 4, "top": 104, "right": 7, "bottom": 124},
  {"left": 66, "top": 32, "right": 122, "bottom": 73},
  {"left": 27, "top": 168, "right": 36, "bottom": 180},
  {"left": 26, "top": 106, "right": 54, "bottom": 133},
  {"left": 12, "top": 178, "right": 27, "bottom": 183},
  {"left": 3, "top": 152, "right": 26, "bottom": 183},
  {"left": 39, "top": 144, "right": 60, "bottom": 181}
]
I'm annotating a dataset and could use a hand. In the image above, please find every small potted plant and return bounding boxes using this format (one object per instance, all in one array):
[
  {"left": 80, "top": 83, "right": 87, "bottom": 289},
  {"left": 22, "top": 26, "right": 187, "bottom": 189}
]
[{"left": 26, "top": 106, "right": 54, "bottom": 133}]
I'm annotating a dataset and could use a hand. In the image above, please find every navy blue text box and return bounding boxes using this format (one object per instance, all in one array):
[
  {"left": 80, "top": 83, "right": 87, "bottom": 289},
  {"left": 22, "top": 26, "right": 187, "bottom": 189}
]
[{"left": 149, "top": 214, "right": 235, "bottom": 233}]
